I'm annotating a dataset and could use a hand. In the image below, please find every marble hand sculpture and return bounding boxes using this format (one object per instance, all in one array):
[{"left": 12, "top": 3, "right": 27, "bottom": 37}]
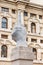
[{"left": 12, "top": 10, "right": 27, "bottom": 47}]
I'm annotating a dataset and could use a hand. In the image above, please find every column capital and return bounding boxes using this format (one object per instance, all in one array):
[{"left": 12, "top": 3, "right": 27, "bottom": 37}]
[{"left": 17, "top": 2, "right": 25, "bottom": 11}]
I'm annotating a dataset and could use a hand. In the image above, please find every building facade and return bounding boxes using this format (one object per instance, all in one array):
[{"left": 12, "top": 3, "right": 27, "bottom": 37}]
[{"left": 0, "top": 0, "right": 43, "bottom": 65}]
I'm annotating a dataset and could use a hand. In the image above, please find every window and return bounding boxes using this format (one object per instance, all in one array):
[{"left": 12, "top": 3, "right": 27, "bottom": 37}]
[
  {"left": 24, "top": 11, "right": 28, "bottom": 16},
  {"left": 39, "top": 15, "right": 42, "bottom": 19},
  {"left": 1, "top": 45, "right": 7, "bottom": 57},
  {"left": 31, "top": 38, "right": 37, "bottom": 43},
  {"left": 30, "top": 13, "right": 36, "bottom": 18},
  {"left": 24, "top": 24, "right": 28, "bottom": 30},
  {"left": 1, "top": 7, "right": 9, "bottom": 12},
  {"left": 31, "top": 23, "right": 36, "bottom": 33},
  {"left": 12, "top": 9, "right": 15, "bottom": 14},
  {"left": 40, "top": 40, "right": 43, "bottom": 43},
  {"left": 26, "top": 37, "right": 28, "bottom": 41},
  {"left": 32, "top": 48, "right": 37, "bottom": 60},
  {"left": 2, "top": 17, "right": 8, "bottom": 28},
  {"left": 1, "top": 34, "right": 8, "bottom": 39},
  {"left": 41, "top": 53, "right": 43, "bottom": 60}
]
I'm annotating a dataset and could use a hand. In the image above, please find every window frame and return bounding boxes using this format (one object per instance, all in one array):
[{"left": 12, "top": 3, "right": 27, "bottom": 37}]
[
  {"left": 31, "top": 22, "right": 36, "bottom": 33},
  {"left": 1, "top": 7, "right": 9, "bottom": 12},
  {"left": 32, "top": 48, "right": 37, "bottom": 60},
  {"left": 2, "top": 17, "right": 8, "bottom": 29},
  {"left": 24, "top": 11, "right": 28, "bottom": 16},
  {"left": 1, "top": 45, "right": 7, "bottom": 57},
  {"left": 31, "top": 38, "right": 37, "bottom": 43}
]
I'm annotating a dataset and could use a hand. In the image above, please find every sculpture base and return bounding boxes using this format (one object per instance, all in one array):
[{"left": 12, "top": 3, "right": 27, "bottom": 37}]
[
  {"left": 0, "top": 46, "right": 34, "bottom": 65},
  {"left": 11, "top": 46, "right": 34, "bottom": 65}
]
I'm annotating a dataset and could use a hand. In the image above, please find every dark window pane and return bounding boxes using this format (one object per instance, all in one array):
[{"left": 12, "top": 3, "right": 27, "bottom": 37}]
[
  {"left": 2, "top": 17, "right": 8, "bottom": 28},
  {"left": 1, "top": 45, "right": 7, "bottom": 57},
  {"left": 40, "top": 40, "right": 43, "bottom": 43},
  {"left": 1, "top": 34, "right": 8, "bottom": 39},
  {"left": 30, "top": 13, "right": 36, "bottom": 18},
  {"left": 12, "top": 9, "right": 15, "bottom": 14},
  {"left": 32, "top": 48, "right": 37, "bottom": 60},
  {"left": 39, "top": 15, "right": 42, "bottom": 19},
  {"left": 24, "top": 11, "right": 28, "bottom": 16},
  {"left": 31, "top": 38, "right": 37, "bottom": 43},
  {"left": 31, "top": 23, "right": 36, "bottom": 33},
  {"left": 1, "top": 7, "right": 9, "bottom": 12}
]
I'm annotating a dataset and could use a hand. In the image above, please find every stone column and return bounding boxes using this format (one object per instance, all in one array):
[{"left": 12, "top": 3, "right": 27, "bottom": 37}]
[
  {"left": 8, "top": 17, "right": 12, "bottom": 30},
  {"left": 28, "top": 13, "right": 30, "bottom": 32},
  {"left": 37, "top": 49, "right": 41, "bottom": 60},
  {"left": 36, "top": 22, "right": 40, "bottom": 34},
  {"left": 21, "top": 10, "right": 24, "bottom": 26},
  {"left": 17, "top": 9, "right": 24, "bottom": 26},
  {"left": 37, "top": 15, "right": 39, "bottom": 19},
  {"left": 0, "top": 45, "right": 1, "bottom": 58},
  {"left": 0, "top": 16, "right": 2, "bottom": 29},
  {"left": 28, "top": 21, "right": 31, "bottom": 33}
]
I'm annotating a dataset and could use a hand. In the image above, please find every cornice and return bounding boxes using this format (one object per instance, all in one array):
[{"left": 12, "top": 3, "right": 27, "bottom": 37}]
[
  {"left": 29, "top": 2, "right": 43, "bottom": 9},
  {"left": 0, "top": 0, "right": 17, "bottom": 5},
  {"left": 0, "top": 0, "right": 43, "bottom": 9}
]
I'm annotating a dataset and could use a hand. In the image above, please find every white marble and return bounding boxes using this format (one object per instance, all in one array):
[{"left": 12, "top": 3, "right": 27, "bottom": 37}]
[
  {"left": 12, "top": 10, "right": 27, "bottom": 47},
  {"left": 30, "top": 0, "right": 43, "bottom": 5}
]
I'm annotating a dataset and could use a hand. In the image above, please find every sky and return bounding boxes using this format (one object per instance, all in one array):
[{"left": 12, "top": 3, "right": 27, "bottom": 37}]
[{"left": 30, "top": 0, "right": 43, "bottom": 5}]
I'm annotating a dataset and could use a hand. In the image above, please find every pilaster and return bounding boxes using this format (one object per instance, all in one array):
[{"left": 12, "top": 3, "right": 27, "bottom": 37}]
[
  {"left": 36, "top": 22, "right": 40, "bottom": 34},
  {"left": 37, "top": 49, "right": 41, "bottom": 60},
  {"left": 8, "top": 17, "right": 12, "bottom": 30}
]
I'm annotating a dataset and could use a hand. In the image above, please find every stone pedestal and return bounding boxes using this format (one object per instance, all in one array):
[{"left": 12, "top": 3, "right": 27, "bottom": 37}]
[{"left": 12, "top": 46, "right": 34, "bottom": 65}]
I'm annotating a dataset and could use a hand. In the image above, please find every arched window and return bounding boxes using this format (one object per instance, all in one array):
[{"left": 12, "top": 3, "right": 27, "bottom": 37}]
[
  {"left": 2, "top": 17, "right": 8, "bottom": 28},
  {"left": 31, "top": 23, "right": 36, "bottom": 33},
  {"left": 33, "top": 48, "right": 37, "bottom": 60},
  {"left": 1, "top": 45, "right": 7, "bottom": 57}
]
